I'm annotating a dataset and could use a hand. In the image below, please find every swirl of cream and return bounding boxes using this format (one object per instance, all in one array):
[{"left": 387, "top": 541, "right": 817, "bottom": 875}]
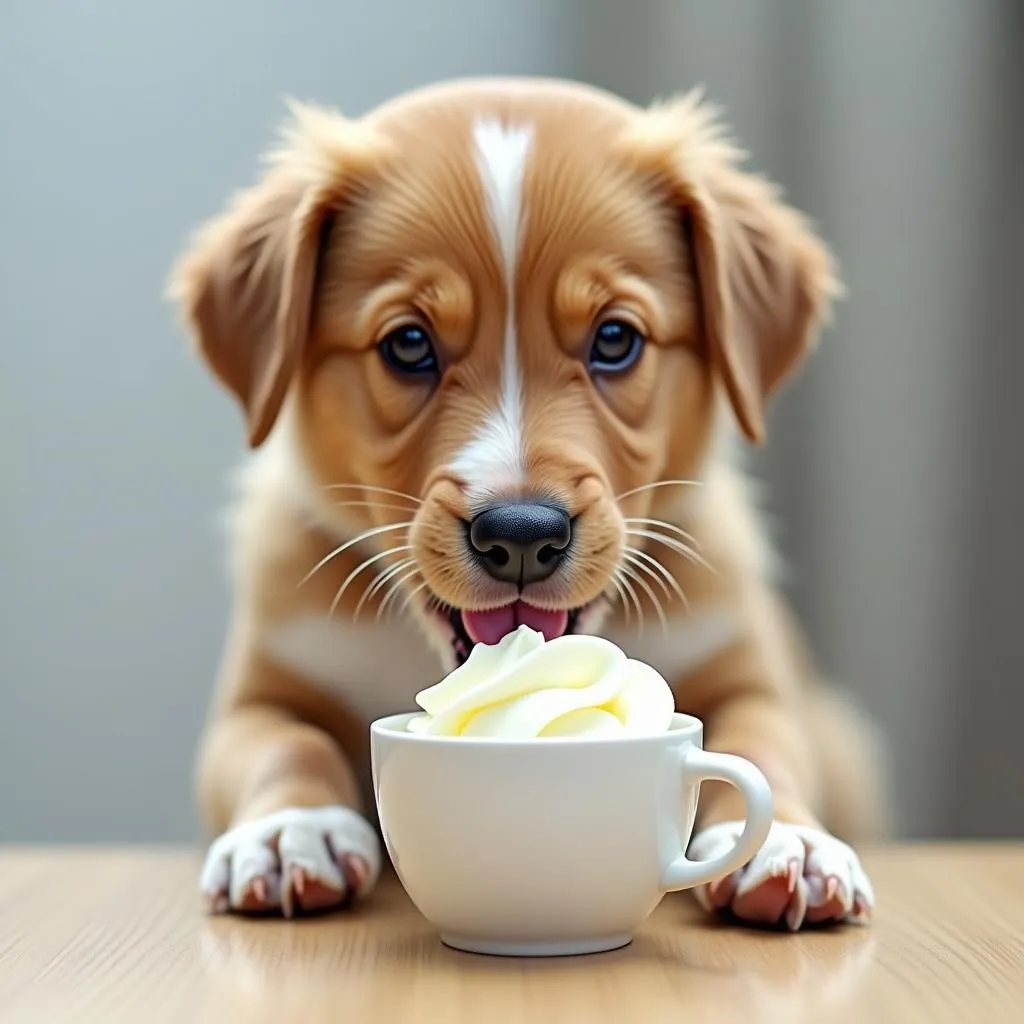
[{"left": 407, "top": 625, "right": 675, "bottom": 738}]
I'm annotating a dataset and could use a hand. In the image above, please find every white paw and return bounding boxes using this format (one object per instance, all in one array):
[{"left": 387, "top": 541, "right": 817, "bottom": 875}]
[
  {"left": 200, "top": 806, "right": 381, "bottom": 917},
  {"left": 688, "top": 821, "right": 874, "bottom": 931}
]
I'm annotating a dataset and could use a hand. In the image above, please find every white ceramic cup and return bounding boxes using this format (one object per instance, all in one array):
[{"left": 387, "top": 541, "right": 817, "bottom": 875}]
[{"left": 370, "top": 711, "right": 773, "bottom": 956}]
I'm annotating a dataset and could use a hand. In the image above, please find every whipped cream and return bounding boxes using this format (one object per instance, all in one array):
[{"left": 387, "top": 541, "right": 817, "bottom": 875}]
[{"left": 408, "top": 625, "right": 675, "bottom": 738}]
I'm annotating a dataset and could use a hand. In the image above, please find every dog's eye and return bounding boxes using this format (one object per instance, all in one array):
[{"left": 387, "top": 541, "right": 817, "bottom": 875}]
[
  {"left": 589, "top": 319, "right": 644, "bottom": 373},
  {"left": 379, "top": 324, "right": 438, "bottom": 375}
]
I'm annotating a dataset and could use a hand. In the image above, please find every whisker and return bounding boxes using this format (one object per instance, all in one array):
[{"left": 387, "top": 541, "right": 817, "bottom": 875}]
[
  {"left": 377, "top": 566, "right": 423, "bottom": 621},
  {"left": 608, "top": 572, "right": 631, "bottom": 624},
  {"left": 615, "top": 479, "right": 702, "bottom": 502},
  {"left": 623, "top": 517, "right": 701, "bottom": 549},
  {"left": 625, "top": 528, "right": 716, "bottom": 574},
  {"left": 622, "top": 551, "right": 671, "bottom": 600},
  {"left": 619, "top": 562, "right": 668, "bottom": 632},
  {"left": 299, "top": 521, "right": 414, "bottom": 587},
  {"left": 333, "top": 500, "right": 425, "bottom": 515},
  {"left": 624, "top": 545, "right": 689, "bottom": 609},
  {"left": 397, "top": 577, "right": 432, "bottom": 620},
  {"left": 617, "top": 572, "right": 645, "bottom": 632},
  {"left": 324, "top": 483, "right": 423, "bottom": 506},
  {"left": 353, "top": 557, "right": 417, "bottom": 620},
  {"left": 329, "top": 545, "right": 414, "bottom": 618}
]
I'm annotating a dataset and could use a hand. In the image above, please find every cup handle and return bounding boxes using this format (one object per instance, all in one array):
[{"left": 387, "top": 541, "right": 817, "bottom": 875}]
[{"left": 659, "top": 746, "right": 774, "bottom": 892}]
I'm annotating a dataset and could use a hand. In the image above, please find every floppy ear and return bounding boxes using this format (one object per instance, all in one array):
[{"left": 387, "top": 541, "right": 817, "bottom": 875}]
[
  {"left": 622, "top": 92, "right": 841, "bottom": 443},
  {"left": 169, "top": 104, "right": 384, "bottom": 447}
]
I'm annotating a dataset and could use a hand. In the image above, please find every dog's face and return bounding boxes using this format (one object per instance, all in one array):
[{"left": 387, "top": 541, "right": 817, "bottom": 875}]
[{"left": 173, "top": 80, "right": 836, "bottom": 666}]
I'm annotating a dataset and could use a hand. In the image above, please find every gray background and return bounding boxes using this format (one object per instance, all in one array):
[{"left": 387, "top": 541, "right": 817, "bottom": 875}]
[{"left": 2, "top": 1, "right": 1020, "bottom": 842}]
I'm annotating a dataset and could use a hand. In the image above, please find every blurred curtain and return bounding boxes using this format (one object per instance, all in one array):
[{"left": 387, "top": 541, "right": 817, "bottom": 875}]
[
  {"left": 578, "top": 0, "right": 1022, "bottom": 837},
  {"left": 949, "top": 4, "right": 1024, "bottom": 838}
]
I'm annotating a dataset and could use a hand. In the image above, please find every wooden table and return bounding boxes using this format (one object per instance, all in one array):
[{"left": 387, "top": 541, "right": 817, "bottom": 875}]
[{"left": 0, "top": 845, "right": 1021, "bottom": 1023}]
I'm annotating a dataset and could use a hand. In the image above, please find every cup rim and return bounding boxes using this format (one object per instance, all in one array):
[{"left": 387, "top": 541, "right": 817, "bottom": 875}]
[{"left": 370, "top": 710, "right": 702, "bottom": 748}]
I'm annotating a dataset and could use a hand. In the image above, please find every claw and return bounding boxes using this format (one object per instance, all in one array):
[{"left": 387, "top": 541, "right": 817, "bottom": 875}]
[
  {"left": 340, "top": 853, "right": 370, "bottom": 896},
  {"left": 784, "top": 876, "right": 808, "bottom": 932},
  {"left": 281, "top": 875, "right": 297, "bottom": 919},
  {"left": 786, "top": 859, "right": 801, "bottom": 894},
  {"left": 836, "top": 882, "right": 853, "bottom": 913},
  {"left": 281, "top": 865, "right": 309, "bottom": 919},
  {"left": 851, "top": 893, "right": 872, "bottom": 924},
  {"left": 251, "top": 876, "right": 268, "bottom": 904}
]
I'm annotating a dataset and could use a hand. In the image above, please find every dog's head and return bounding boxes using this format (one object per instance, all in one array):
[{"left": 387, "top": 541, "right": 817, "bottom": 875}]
[{"left": 172, "top": 79, "right": 837, "bottom": 666}]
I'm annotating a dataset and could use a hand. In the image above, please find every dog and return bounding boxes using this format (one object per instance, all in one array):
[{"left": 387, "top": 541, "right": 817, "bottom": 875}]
[{"left": 172, "top": 77, "right": 887, "bottom": 930}]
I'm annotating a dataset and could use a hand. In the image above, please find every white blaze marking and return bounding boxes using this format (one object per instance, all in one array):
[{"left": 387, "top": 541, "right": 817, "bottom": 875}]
[{"left": 451, "top": 119, "right": 533, "bottom": 503}]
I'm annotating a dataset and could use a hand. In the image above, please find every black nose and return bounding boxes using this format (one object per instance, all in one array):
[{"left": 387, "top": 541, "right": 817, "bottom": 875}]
[{"left": 468, "top": 502, "right": 573, "bottom": 586}]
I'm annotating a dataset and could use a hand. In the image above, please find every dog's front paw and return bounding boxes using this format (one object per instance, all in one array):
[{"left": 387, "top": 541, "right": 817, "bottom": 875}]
[
  {"left": 689, "top": 821, "right": 874, "bottom": 931},
  {"left": 200, "top": 806, "right": 381, "bottom": 917}
]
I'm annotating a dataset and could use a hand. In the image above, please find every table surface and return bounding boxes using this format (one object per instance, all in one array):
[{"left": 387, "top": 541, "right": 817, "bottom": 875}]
[{"left": 0, "top": 845, "right": 1022, "bottom": 1023}]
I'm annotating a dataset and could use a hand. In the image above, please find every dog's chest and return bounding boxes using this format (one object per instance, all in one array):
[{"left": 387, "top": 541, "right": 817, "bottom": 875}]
[
  {"left": 264, "top": 616, "right": 443, "bottom": 724},
  {"left": 263, "top": 610, "right": 738, "bottom": 723},
  {"left": 604, "top": 610, "right": 739, "bottom": 684}
]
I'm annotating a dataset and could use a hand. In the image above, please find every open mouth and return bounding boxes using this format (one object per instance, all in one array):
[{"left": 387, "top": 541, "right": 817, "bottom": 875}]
[{"left": 443, "top": 600, "right": 584, "bottom": 665}]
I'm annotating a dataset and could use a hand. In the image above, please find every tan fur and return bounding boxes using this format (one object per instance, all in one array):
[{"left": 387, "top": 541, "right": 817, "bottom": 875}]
[{"left": 172, "top": 78, "right": 885, "bottom": 889}]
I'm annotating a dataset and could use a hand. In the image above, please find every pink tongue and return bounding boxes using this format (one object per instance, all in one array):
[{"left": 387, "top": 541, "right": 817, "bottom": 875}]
[{"left": 462, "top": 601, "right": 570, "bottom": 646}]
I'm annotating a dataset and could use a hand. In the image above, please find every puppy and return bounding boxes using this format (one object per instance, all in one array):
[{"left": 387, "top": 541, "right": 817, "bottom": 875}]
[{"left": 172, "top": 77, "right": 887, "bottom": 929}]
